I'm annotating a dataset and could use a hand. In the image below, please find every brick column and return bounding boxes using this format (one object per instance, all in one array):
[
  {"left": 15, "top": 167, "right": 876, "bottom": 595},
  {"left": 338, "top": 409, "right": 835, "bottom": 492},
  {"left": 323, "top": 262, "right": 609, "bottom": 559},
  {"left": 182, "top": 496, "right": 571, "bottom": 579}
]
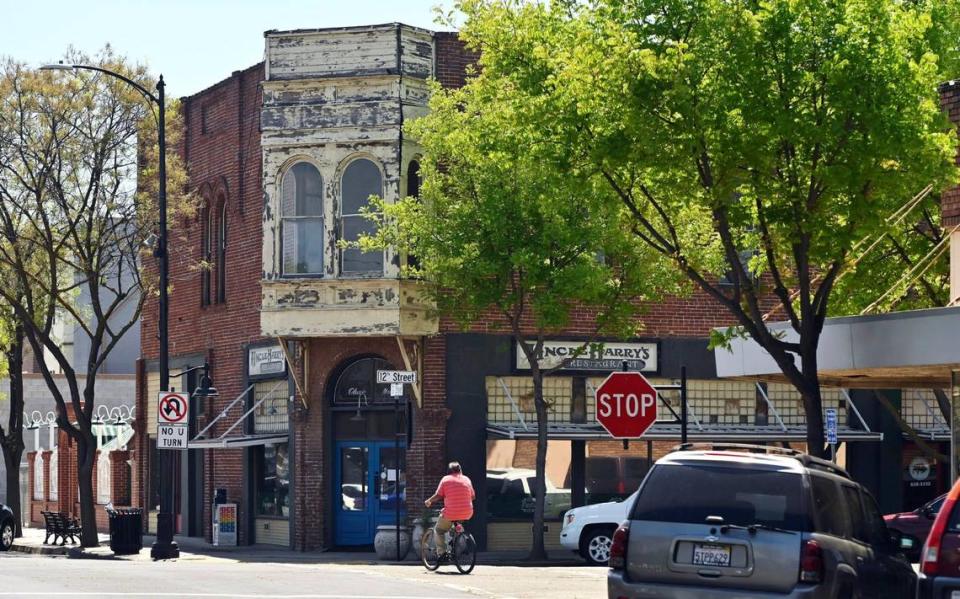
[{"left": 110, "top": 450, "right": 132, "bottom": 506}]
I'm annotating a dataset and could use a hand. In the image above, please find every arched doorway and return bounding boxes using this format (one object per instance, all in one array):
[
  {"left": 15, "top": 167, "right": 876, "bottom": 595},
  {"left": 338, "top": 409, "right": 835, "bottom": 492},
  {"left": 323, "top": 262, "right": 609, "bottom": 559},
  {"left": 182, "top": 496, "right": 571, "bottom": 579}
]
[{"left": 330, "top": 356, "right": 409, "bottom": 546}]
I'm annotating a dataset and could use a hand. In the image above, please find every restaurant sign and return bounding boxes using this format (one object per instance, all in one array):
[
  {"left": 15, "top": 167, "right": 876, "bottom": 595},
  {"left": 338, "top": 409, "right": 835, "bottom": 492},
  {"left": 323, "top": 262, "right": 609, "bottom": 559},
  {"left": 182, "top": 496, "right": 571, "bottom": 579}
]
[
  {"left": 249, "top": 345, "right": 286, "bottom": 377},
  {"left": 515, "top": 340, "right": 658, "bottom": 373}
]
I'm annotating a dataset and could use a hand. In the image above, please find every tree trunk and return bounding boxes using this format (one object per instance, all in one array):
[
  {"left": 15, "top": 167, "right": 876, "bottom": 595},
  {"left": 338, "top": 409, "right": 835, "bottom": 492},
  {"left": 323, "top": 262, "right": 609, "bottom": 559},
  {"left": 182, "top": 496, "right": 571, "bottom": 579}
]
[
  {"left": 528, "top": 362, "right": 549, "bottom": 561},
  {"left": 799, "top": 348, "right": 826, "bottom": 458},
  {"left": 1, "top": 322, "right": 24, "bottom": 536},
  {"left": 76, "top": 433, "right": 99, "bottom": 547},
  {"left": 2, "top": 448, "right": 22, "bottom": 537}
]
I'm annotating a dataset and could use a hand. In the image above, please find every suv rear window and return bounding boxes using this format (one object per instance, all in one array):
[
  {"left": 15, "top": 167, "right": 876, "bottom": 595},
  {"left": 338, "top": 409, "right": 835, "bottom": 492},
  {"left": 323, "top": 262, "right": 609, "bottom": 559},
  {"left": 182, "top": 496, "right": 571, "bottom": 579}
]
[{"left": 630, "top": 463, "right": 808, "bottom": 531}]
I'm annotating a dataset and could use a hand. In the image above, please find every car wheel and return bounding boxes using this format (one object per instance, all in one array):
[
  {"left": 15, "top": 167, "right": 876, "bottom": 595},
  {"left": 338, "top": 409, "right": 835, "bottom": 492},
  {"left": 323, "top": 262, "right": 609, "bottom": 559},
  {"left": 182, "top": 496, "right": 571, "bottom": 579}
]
[
  {"left": 0, "top": 521, "right": 13, "bottom": 551},
  {"left": 581, "top": 527, "right": 615, "bottom": 566}
]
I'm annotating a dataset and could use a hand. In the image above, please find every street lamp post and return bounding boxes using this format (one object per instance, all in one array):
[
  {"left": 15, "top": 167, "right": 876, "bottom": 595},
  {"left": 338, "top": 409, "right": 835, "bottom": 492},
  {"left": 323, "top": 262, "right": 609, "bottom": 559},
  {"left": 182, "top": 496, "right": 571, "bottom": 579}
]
[{"left": 40, "top": 63, "right": 177, "bottom": 559}]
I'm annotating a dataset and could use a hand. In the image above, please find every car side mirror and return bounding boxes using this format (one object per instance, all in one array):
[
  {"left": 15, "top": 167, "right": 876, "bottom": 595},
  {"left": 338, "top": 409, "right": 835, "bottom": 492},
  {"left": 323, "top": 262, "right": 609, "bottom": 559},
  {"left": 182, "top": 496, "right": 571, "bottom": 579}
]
[{"left": 922, "top": 506, "right": 937, "bottom": 520}]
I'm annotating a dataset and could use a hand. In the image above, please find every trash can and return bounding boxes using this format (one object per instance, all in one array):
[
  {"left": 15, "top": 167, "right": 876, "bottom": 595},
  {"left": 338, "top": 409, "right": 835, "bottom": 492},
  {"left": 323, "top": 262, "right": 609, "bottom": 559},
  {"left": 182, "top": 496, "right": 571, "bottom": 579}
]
[{"left": 107, "top": 508, "right": 143, "bottom": 555}]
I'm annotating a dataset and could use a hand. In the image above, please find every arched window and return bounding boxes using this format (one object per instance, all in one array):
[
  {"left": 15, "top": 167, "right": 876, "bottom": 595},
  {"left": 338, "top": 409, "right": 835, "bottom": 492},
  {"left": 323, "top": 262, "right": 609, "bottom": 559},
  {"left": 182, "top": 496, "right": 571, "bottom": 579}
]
[
  {"left": 340, "top": 158, "right": 383, "bottom": 275},
  {"left": 332, "top": 357, "right": 403, "bottom": 406},
  {"left": 281, "top": 162, "right": 324, "bottom": 275},
  {"left": 407, "top": 160, "right": 421, "bottom": 199},
  {"left": 200, "top": 202, "right": 212, "bottom": 306},
  {"left": 406, "top": 160, "right": 421, "bottom": 273},
  {"left": 216, "top": 199, "right": 227, "bottom": 303}
]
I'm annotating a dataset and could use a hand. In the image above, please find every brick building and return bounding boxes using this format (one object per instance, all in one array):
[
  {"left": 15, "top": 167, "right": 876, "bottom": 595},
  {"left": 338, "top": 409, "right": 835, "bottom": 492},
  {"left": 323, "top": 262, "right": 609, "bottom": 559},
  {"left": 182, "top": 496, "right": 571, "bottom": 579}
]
[{"left": 136, "top": 23, "right": 919, "bottom": 553}]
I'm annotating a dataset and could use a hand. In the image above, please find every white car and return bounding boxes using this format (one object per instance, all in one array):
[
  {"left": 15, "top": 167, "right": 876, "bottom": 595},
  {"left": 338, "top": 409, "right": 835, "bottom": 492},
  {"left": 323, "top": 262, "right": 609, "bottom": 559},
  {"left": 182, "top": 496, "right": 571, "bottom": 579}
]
[{"left": 559, "top": 490, "right": 637, "bottom": 565}]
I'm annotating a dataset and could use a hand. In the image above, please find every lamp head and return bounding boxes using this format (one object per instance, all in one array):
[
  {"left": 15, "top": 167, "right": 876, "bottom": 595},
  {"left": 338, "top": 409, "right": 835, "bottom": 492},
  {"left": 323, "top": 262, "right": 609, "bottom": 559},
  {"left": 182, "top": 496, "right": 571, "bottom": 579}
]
[{"left": 39, "top": 62, "right": 74, "bottom": 71}]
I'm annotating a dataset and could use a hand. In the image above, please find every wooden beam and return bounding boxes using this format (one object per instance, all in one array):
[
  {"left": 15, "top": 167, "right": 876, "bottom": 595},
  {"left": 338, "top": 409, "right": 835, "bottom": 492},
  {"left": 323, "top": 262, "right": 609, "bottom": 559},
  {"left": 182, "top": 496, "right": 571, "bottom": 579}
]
[
  {"left": 277, "top": 336, "right": 308, "bottom": 409},
  {"left": 396, "top": 336, "right": 422, "bottom": 408}
]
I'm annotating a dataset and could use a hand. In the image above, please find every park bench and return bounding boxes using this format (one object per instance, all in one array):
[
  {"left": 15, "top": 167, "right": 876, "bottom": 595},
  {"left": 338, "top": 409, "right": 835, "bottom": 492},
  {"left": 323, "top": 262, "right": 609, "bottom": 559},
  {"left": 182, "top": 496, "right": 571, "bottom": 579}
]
[{"left": 41, "top": 511, "right": 81, "bottom": 546}]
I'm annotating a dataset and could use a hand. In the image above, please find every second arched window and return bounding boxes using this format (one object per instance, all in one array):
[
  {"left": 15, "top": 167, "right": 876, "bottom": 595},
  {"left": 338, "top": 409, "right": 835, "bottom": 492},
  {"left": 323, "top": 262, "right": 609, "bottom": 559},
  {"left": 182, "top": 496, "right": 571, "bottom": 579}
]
[
  {"left": 340, "top": 159, "right": 383, "bottom": 276},
  {"left": 281, "top": 162, "right": 324, "bottom": 275}
]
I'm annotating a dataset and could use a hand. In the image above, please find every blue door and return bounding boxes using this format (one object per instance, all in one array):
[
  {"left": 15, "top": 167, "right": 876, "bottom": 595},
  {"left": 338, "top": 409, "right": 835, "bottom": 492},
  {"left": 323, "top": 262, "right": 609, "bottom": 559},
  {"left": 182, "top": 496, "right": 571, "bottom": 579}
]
[{"left": 335, "top": 441, "right": 406, "bottom": 545}]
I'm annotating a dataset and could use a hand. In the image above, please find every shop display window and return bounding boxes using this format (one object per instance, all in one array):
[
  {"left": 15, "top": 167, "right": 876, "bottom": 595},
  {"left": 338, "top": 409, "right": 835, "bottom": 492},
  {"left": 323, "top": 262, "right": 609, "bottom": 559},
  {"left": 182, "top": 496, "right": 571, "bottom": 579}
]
[{"left": 256, "top": 443, "right": 290, "bottom": 517}]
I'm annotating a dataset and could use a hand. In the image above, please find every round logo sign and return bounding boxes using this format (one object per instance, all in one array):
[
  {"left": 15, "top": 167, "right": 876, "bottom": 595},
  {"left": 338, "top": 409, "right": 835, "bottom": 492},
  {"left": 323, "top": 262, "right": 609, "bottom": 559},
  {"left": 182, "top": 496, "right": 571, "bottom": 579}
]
[{"left": 909, "top": 456, "right": 932, "bottom": 481}]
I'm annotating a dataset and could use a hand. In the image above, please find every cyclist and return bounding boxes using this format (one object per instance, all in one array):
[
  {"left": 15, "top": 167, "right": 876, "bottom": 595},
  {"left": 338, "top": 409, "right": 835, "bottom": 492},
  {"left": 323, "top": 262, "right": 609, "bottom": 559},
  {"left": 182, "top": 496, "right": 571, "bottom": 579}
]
[{"left": 424, "top": 461, "right": 475, "bottom": 559}]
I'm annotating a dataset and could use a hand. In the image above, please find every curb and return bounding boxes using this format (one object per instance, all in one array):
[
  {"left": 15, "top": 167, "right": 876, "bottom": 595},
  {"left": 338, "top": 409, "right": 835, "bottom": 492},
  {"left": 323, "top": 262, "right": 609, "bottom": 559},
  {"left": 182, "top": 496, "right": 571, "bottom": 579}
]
[{"left": 11, "top": 543, "right": 68, "bottom": 556}]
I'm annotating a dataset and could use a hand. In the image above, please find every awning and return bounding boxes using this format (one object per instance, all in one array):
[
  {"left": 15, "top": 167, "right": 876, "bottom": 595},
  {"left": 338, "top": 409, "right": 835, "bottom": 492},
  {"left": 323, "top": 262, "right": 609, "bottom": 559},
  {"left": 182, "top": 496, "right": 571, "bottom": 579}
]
[
  {"left": 715, "top": 306, "right": 960, "bottom": 388},
  {"left": 188, "top": 433, "right": 288, "bottom": 449},
  {"left": 486, "top": 422, "right": 883, "bottom": 442}
]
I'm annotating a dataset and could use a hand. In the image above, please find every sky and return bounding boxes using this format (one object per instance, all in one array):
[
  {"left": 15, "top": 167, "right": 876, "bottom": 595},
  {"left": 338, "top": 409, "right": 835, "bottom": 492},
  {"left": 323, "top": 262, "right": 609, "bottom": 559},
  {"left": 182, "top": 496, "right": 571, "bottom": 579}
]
[{"left": 1, "top": 0, "right": 453, "bottom": 97}]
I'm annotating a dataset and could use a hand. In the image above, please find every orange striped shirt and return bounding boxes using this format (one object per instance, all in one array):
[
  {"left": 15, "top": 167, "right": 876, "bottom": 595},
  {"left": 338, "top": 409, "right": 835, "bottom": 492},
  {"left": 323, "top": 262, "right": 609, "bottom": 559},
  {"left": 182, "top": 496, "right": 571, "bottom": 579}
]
[{"left": 436, "top": 473, "right": 475, "bottom": 521}]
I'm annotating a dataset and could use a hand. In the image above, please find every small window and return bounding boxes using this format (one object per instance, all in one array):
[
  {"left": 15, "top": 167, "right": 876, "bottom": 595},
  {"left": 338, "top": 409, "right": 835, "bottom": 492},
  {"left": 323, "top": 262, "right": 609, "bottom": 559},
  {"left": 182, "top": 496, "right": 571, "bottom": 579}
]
[
  {"left": 340, "top": 158, "right": 383, "bottom": 275},
  {"left": 406, "top": 160, "right": 421, "bottom": 273},
  {"left": 281, "top": 162, "right": 324, "bottom": 276},
  {"left": 216, "top": 200, "right": 227, "bottom": 303},
  {"left": 811, "top": 476, "right": 851, "bottom": 538},
  {"left": 255, "top": 443, "right": 289, "bottom": 517},
  {"left": 200, "top": 203, "right": 212, "bottom": 306}
]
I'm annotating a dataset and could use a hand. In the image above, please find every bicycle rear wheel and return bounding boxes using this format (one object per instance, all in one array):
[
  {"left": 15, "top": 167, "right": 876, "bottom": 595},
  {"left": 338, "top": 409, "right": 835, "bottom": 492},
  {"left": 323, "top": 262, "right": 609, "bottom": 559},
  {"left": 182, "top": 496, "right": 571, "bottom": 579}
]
[
  {"left": 453, "top": 533, "right": 477, "bottom": 574},
  {"left": 421, "top": 529, "right": 440, "bottom": 571}
]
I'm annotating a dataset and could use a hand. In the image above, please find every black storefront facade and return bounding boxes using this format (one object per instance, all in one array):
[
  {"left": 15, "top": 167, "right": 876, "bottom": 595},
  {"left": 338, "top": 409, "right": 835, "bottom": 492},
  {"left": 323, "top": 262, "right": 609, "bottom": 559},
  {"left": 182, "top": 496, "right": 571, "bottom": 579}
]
[{"left": 441, "top": 332, "right": 886, "bottom": 551}]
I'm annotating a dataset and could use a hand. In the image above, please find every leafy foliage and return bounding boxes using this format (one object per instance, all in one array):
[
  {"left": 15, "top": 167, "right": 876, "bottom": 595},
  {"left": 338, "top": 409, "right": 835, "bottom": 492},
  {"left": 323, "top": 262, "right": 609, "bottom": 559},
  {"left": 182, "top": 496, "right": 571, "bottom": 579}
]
[
  {"left": 0, "top": 47, "right": 194, "bottom": 546},
  {"left": 439, "top": 0, "right": 960, "bottom": 456}
]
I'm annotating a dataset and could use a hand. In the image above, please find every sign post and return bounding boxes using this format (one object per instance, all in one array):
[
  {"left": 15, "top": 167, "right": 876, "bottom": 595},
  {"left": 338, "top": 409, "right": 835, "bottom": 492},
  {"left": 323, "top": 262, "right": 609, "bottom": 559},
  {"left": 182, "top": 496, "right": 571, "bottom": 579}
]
[
  {"left": 594, "top": 371, "right": 659, "bottom": 439},
  {"left": 378, "top": 370, "right": 414, "bottom": 562},
  {"left": 825, "top": 408, "right": 838, "bottom": 462},
  {"left": 157, "top": 391, "right": 190, "bottom": 450}
]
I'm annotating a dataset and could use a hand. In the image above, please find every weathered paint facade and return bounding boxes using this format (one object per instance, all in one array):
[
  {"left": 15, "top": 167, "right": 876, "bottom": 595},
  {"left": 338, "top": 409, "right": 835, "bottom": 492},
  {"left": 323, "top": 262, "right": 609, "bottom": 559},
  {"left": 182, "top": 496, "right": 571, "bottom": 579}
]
[{"left": 260, "top": 24, "right": 436, "bottom": 338}]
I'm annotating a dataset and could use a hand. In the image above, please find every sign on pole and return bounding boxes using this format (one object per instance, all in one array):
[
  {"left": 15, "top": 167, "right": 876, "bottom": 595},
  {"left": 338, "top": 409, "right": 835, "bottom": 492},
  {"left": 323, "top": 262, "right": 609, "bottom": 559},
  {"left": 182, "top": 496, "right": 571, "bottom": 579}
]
[
  {"left": 595, "top": 372, "right": 658, "bottom": 439},
  {"left": 157, "top": 391, "right": 189, "bottom": 450},
  {"left": 377, "top": 370, "right": 417, "bottom": 384},
  {"left": 825, "top": 408, "right": 838, "bottom": 445}
]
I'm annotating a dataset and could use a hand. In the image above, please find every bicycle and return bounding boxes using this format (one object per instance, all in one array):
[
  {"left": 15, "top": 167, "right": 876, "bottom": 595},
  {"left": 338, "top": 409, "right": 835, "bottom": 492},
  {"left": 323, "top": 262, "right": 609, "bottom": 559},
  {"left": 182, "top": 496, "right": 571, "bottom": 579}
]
[{"left": 420, "top": 517, "right": 477, "bottom": 574}]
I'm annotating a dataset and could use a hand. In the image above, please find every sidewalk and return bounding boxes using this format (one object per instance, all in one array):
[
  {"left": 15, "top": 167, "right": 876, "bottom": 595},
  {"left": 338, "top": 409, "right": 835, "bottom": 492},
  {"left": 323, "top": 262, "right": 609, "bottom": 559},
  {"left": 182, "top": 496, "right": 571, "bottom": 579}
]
[{"left": 11, "top": 526, "right": 585, "bottom": 566}]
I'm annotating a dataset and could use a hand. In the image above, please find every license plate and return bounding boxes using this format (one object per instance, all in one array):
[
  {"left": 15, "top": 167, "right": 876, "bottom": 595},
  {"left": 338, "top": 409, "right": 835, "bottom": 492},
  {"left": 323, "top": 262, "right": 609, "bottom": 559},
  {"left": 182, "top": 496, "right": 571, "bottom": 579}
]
[{"left": 692, "top": 543, "right": 732, "bottom": 567}]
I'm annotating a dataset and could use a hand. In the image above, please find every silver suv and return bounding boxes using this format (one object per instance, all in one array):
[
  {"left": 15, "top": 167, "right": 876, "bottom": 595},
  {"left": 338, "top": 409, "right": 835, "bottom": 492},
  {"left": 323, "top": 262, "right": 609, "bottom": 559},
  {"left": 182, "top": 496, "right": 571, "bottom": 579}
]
[{"left": 607, "top": 445, "right": 916, "bottom": 598}]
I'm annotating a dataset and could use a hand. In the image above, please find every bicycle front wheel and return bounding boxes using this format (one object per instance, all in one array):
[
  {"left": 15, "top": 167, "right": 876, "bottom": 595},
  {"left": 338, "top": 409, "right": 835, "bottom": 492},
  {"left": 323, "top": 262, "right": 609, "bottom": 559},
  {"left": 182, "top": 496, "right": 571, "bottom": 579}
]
[
  {"left": 421, "top": 529, "right": 440, "bottom": 571},
  {"left": 453, "top": 533, "right": 477, "bottom": 574}
]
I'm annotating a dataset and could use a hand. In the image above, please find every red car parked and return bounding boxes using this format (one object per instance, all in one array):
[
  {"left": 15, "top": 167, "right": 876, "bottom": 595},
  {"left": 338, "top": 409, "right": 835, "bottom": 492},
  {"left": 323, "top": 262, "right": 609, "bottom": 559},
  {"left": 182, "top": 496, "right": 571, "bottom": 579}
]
[{"left": 885, "top": 493, "right": 946, "bottom": 561}]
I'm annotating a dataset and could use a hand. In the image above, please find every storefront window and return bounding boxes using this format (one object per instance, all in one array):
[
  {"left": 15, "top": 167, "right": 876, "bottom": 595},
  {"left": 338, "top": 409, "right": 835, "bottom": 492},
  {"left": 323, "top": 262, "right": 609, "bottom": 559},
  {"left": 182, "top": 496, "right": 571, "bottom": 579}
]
[
  {"left": 256, "top": 443, "right": 290, "bottom": 517},
  {"left": 485, "top": 440, "right": 572, "bottom": 522}
]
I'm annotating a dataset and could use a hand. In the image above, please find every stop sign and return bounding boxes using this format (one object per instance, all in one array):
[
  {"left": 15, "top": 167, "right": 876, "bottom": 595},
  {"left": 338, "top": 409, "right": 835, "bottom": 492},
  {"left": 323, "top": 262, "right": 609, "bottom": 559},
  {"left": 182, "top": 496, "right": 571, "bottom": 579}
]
[{"left": 595, "top": 372, "right": 658, "bottom": 439}]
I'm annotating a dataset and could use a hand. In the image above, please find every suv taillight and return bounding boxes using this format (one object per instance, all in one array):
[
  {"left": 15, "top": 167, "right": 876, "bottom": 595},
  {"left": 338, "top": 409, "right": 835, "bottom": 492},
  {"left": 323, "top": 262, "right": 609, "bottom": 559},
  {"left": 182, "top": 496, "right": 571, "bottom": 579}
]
[
  {"left": 799, "top": 539, "right": 823, "bottom": 583},
  {"left": 609, "top": 522, "right": 629, "bottom": 570},
  {"left": 922, "top": 495, "right": 957, "bottom": 576}
]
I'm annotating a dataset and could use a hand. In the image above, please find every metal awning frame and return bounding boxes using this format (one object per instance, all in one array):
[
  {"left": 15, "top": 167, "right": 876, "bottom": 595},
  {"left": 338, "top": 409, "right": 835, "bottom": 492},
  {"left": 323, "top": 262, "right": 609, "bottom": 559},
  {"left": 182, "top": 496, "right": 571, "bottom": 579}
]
[
  {"left": 486, "top": 422, "right": 883, "bottom": 443},
  {"left": 190, "top": 379, "right": 288, "bottom": 448},
  {"left": 188, "top": 433, "right": 288, "bottom": 449}
]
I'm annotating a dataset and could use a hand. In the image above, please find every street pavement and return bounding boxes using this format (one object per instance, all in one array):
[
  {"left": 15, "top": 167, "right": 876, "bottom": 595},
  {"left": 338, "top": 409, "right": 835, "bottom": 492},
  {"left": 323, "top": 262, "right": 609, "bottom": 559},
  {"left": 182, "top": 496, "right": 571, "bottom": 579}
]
[{"left": 0, "top": 552, "right": 606, "bottom": 599}]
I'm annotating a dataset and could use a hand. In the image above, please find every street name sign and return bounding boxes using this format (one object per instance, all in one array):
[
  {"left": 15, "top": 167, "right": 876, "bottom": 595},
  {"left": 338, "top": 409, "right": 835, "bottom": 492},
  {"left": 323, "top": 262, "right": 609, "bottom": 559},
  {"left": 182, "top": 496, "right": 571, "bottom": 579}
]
[
  {"left": 377, "top": 370, "right": 417, "bottom": 384},
  {"left": 825, "top": 408, "right": 838, "bottom": 445},
  {"left": 158, "top": 391, "right": 189, "bottom": 450},
  {"left": 595, "top": 372, "right": 658, "bottom": 439}
]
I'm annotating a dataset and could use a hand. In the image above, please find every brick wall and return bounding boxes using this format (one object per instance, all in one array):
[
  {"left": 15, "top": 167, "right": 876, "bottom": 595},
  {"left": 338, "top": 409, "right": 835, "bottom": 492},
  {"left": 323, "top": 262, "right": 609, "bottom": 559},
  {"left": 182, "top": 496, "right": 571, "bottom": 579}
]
[
  {"left": 435, "top": 32, "right": 479, "bottom": 89},
  {"left": 941, "top": 81, "right": 960, "bottom": 226},
  {"left": 137, "top": 62, "right": 266, "bottom": 545}
]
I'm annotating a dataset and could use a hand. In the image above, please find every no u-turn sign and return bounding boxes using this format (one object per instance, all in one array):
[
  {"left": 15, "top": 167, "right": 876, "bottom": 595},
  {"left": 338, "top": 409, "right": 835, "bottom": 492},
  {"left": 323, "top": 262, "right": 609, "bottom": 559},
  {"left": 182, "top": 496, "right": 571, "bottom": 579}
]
[{"left": 157, "top": 392, "right": 189, "bottom": 450}]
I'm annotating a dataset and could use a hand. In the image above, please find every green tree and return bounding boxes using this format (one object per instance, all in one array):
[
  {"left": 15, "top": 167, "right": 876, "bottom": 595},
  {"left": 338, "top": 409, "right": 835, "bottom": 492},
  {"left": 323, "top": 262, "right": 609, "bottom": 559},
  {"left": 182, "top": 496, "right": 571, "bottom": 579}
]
[
  {"left": 359, "top": 71, "right": 679, "bottom": 557},
  {"left": 450, "top": 0, "right": 960, "bottom": 457},
  {"left": 0, "top": 50, "right": 192, "bottom": 546}
]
